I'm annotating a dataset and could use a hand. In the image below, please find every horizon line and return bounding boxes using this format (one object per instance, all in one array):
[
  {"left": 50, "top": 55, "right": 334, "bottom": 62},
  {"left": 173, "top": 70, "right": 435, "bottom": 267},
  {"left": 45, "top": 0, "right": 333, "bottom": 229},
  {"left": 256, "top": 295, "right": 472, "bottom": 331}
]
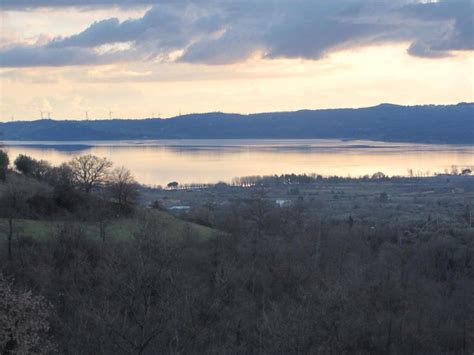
[{"left": 1, "top": 101, "right": 473, "bottom": 123}]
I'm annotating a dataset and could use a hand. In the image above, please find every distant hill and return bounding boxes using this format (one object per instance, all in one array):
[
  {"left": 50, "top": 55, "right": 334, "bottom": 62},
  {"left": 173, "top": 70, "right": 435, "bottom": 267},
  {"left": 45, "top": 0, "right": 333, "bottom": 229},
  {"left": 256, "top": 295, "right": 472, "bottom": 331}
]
[{"left": 1, "top": 103, "right": 473, "bottom": 144}]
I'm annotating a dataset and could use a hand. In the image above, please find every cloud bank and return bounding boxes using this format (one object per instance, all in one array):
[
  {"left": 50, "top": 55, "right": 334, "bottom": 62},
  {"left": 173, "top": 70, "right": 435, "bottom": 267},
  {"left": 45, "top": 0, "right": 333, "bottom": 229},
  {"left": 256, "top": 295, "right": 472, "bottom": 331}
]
[{"left": 1, "top": 0, "right": 472, "bottom": 67}]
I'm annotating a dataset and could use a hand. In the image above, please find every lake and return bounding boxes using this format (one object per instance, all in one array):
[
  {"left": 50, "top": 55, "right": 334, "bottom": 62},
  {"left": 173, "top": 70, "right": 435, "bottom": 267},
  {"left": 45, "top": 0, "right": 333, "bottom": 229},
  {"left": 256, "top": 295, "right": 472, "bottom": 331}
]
[{"left": 2, "top": 139, "right": 473, "bottom": 186}]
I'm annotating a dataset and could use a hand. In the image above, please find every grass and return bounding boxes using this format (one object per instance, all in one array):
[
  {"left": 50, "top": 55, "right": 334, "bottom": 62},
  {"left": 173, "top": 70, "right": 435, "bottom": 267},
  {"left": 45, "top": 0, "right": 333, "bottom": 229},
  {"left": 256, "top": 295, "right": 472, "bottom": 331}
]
[{"left": 0, "top": 210, "right": 216, "bottom": 243}]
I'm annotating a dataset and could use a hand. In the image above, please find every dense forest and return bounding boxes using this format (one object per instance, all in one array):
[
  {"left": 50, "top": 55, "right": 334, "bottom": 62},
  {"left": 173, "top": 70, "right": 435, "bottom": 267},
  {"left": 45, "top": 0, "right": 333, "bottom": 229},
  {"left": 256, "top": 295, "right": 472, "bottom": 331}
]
[
  {"left": 1, "top": 103, "right": 474, "bottom": 144},
  {"left": 1, "top": 150, "right": 474, "bottom": 354}
]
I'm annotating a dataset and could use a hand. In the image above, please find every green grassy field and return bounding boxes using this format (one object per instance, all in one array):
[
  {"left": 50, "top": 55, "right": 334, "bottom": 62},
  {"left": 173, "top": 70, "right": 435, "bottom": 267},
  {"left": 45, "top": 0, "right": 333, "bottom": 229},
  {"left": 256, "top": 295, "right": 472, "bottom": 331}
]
[{"left": 0, "top": 210, "right": 216, "bottom": 242}]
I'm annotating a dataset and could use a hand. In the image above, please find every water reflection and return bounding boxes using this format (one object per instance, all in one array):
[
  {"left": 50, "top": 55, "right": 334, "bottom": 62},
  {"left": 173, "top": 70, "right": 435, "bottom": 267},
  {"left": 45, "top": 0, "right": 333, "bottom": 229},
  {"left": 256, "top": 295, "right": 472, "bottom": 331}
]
[{"left": 3, "top": 139, "right": 473, "bottom": 186}]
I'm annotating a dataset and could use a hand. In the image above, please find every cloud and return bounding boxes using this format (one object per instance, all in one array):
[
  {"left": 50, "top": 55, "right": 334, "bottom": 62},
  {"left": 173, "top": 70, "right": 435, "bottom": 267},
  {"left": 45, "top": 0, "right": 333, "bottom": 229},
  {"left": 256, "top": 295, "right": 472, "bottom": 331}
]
[
  {"left": 0, "top": 43, "right": 136, "bottom": 67},
  {"left": 49, "top": 4, "right": 222, "bottom": 51},
  {"left": 403, "top": 0, "right": 474, "bottom": 57},
  {"left": 1, "top": 0, "right": 472, "bottom": 67},
  {"left": 0, "top": 0, "right": 156, "bottom": 10},
  {"left": 0, "top": 45, "right": 99, "bottom": 67}
]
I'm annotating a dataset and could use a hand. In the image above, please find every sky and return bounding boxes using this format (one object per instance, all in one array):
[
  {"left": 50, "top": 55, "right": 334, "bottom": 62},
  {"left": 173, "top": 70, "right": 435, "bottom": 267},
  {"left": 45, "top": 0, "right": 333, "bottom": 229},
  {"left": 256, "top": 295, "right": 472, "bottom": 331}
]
[{"left": 0, "top": 0, "right": 473, "bottom": 121}]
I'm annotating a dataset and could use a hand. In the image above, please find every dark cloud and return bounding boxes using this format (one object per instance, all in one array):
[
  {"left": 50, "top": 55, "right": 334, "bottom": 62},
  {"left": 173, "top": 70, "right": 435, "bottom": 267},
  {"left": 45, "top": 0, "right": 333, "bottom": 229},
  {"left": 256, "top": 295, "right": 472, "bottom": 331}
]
[
  {"left": 1, "top": 0, "right": 472, "bottom": 67},
  {"left": 402, "top": 0, "right": 474, "bottom": 57},
  {"left": 260, "top": 2, "right": 392, "bottom": 60},
  {"left": 49, "top": 4, "right": 222, "bottom": 51}
]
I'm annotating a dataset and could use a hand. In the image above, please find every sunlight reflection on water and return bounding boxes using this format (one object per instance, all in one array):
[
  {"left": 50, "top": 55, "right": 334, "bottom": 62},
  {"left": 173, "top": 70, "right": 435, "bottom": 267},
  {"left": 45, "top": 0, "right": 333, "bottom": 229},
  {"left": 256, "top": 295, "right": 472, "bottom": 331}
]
[{"left": 3, "top": 139, "right": 473, "bottom": 186}]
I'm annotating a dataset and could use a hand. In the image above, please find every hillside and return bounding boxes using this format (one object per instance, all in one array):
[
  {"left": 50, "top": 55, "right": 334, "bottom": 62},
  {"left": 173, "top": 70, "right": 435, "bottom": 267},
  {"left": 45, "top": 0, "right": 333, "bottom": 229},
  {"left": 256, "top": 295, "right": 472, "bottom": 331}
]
[{"left": 1, "top": 103, "right": 473, "bottom": 144}]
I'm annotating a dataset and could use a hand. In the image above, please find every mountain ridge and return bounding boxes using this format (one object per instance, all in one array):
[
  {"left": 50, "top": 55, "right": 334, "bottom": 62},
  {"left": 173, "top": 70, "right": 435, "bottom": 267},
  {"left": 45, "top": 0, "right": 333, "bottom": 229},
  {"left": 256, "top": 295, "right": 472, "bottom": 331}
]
[{"left": 1, "top": 103, "right": 473, "bottom": 144}]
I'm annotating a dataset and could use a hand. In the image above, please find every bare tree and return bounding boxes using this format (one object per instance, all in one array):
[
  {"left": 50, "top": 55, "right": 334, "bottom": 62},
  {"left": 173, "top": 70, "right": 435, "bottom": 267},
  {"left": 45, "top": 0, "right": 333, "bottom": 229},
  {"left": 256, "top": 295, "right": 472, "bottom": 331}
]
[
  {"left": 108, "top": 166, "right": 139, "bottom": 206},
  {"left": 69, "top": 155, "right": 113, "bottom": 193}
]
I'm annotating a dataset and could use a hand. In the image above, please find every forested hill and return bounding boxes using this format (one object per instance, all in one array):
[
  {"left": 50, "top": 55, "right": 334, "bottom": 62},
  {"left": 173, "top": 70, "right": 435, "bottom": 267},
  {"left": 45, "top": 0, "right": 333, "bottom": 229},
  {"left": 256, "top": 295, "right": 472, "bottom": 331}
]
[{"left": 1, "top": 103, "right": 473, "bottom": 144}]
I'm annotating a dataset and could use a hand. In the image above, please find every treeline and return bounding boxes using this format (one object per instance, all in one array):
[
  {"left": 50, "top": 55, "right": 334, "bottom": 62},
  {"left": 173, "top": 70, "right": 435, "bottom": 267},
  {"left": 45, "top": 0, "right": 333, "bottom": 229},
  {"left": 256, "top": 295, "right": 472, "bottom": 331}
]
[
  {"left": 1, "top": 150, "right": 474, "bottom": 353},
  {"left": 232, "top": 169, "right": 473, "bottom": 187},
  {"left": 232, "top": 172, "right": 389, "bottom": 187}
]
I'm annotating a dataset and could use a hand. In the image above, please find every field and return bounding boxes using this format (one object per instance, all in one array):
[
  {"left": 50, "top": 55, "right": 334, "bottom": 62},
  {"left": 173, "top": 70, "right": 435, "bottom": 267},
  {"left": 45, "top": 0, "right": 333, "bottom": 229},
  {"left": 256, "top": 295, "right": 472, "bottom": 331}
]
[
  {"left": 2, "top": 175, "right": 472, "bottom": 245},
  {"left": 141, "top": 175, "right": 474, "bottom": 232},
  {"left": 0, "top": 210, "right": 215, "bottom": 243}
]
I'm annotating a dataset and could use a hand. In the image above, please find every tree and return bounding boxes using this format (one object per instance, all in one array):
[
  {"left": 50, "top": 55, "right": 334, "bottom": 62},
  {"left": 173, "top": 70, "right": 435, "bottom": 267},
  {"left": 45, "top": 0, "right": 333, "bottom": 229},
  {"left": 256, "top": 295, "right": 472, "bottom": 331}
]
[
  {"left": 69, "top": 155, "right": 112, "bottom": 193},
  {"left": 45, "top": 163, "right": 80, "bottom": 211},
  {"left": 0, "top": 276, "right": 55, "bottom": 354},
  {"left": 0, "top": 150, "right": 9, "bottom": 181},
  {"left": 167, "top": 181, "right": 179, "bottom": 189},
  {"left": 14, "top": 154, "right": 50, "bottom": 179},
  {"left": 45, "top": 163, "right": 75, "bottom": 190},
  {"left": 372, "top": 172, "right": 386, "bottom": 180},
  {"left": 108, "top": 166, "right": 139, "bottom": 206},
  {"left": 14, "top": 154, "right": 37, "bottom": 175}
]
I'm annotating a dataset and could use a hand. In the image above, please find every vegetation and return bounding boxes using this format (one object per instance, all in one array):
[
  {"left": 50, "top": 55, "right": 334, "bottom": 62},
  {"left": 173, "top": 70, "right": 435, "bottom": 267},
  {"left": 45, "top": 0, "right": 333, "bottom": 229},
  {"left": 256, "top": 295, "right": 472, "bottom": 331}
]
[
  {"left": 0, "top": 275, "right": 55, "bottom": 354},
  {"left": 0, "top": 150, "right": 8, "bottom": 181},
  {"left": 69, "top": 154, "right": 113, "bottom": 193},
  {"left": 1, "top": 149, "right": 473, "bottom": 353},
  {"left": 14, "top": 154, "right": 50, "bottom": 179}
]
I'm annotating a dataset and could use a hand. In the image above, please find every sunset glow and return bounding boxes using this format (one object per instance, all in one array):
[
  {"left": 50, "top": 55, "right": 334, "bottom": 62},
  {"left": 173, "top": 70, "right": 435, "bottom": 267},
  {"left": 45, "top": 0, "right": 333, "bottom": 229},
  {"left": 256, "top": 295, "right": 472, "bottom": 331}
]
[{"left": 1, "top": 1, "right": 472, "bottom": 120}]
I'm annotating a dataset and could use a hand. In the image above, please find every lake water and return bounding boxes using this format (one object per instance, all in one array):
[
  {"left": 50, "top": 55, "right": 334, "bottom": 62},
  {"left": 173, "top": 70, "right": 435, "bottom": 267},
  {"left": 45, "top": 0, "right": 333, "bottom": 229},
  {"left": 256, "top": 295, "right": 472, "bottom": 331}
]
[{"left": 2, "top": 139, "right": 473, "bottom": 186}]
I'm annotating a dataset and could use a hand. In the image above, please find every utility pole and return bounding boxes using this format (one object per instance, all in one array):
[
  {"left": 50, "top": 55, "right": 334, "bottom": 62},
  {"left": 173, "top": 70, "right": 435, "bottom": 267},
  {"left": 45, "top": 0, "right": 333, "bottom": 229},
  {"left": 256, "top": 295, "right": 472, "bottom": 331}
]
[
  {"left": 47, "top": 112, "right": 51, "bottom": 119},
  {"left": 109, "top": 110, "right": 113, "bottom": 120},
  {"left": 40, "top": 111, "right": 44, "bottom": 119},
  {"left": 85, "top": 111, "right": 89, "bottom": 120}
]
